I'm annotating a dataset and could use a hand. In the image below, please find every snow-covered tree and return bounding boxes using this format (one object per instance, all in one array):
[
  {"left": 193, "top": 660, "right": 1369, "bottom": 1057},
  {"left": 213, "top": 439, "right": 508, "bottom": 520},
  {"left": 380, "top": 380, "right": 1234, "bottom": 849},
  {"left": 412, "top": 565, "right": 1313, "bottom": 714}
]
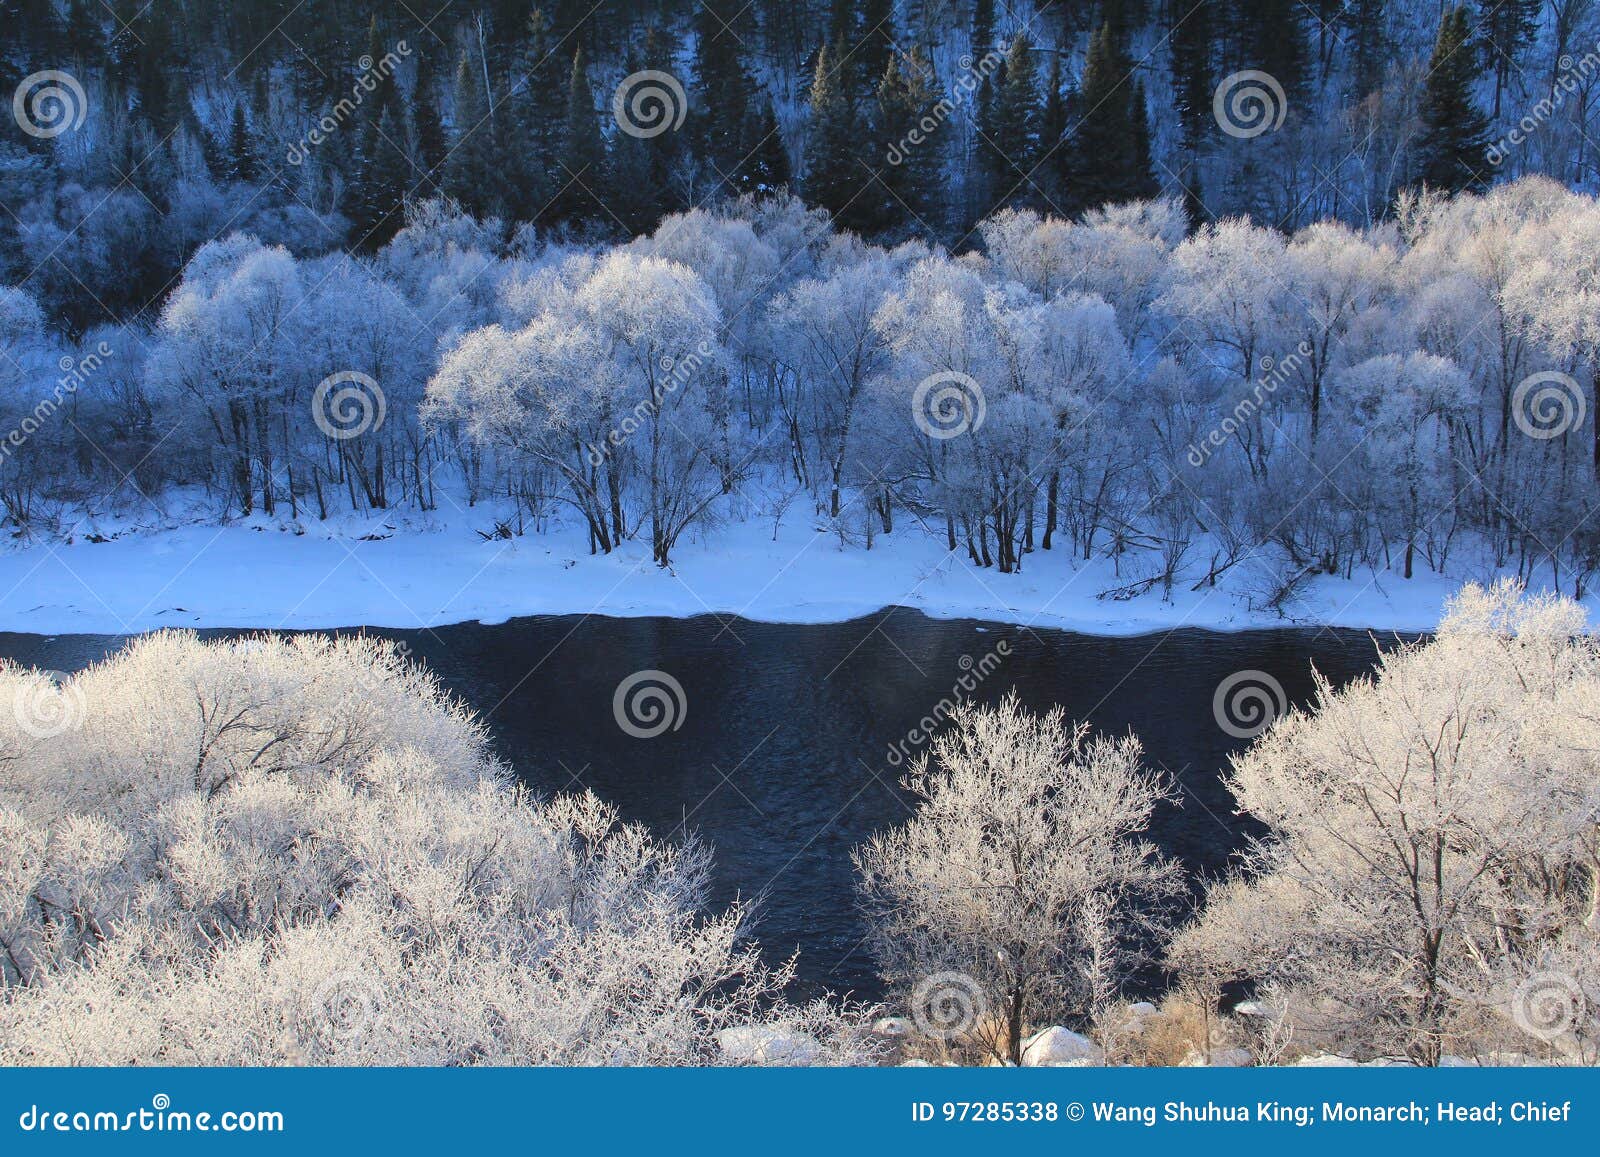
[
  {"left": 854, "top": 694, "right": 1180, "bottom": 1064},
  {"left": 1172, "top": 582, "right": 1600, "bottom": 1065},
  {"left": 0, "top": 632, "right": 874, "bottom": 1065}
]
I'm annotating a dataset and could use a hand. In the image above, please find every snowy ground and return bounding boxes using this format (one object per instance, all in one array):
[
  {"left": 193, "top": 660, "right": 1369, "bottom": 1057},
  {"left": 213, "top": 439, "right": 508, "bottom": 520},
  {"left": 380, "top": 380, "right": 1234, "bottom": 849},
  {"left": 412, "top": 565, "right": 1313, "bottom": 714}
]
[{"left": 0, "top": 495, "right": 1569, "bottom": 637}]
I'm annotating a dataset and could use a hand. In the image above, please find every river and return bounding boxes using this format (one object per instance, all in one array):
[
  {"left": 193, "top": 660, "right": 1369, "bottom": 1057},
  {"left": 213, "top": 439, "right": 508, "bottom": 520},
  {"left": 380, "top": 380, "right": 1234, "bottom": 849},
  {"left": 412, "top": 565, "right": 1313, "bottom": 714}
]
[{"left": 0, "top": 609, "right": 1411, "bottom": 999}]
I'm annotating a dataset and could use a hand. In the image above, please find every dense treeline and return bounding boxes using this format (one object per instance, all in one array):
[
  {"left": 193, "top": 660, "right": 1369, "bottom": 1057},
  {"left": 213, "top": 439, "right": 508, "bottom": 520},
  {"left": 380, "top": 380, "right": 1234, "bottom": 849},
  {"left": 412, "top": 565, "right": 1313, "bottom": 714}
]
[
  {"left": 8, "top": 179, "right": 1600, "bottom": 602},
  {"left": 0, "top": 1, "right": 1584, "bottom": 333}
]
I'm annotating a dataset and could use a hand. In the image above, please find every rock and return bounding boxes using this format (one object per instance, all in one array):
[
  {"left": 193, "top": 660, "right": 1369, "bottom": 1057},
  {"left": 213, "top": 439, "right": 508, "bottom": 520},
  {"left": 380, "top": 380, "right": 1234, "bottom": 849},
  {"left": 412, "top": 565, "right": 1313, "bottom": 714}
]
[
  {"left": 1020, "top": 1026, "right": 1103, "bottom": 1066},
  {"left": 873, "top": 1017, "right": 913, "bottom": 1039},
  {"left": 1293, "top": 1053, "right": 1360, "bottom": 1067},
  {"left": 899, "top": 1058, "right": 933, "bottom": 1067},
  {"left": 1126, "top": 1001, "right": 1158, "bottom": 1018},
  {"left": 1208, "top": 1048, "right": 1253, "bottom": 1067},
  {"left": 1232, "top": 1000, "right": 1279, "bottom": 1019},
  {"left": 716, "top": 1026, "right": 823, "bottom": 1066}
]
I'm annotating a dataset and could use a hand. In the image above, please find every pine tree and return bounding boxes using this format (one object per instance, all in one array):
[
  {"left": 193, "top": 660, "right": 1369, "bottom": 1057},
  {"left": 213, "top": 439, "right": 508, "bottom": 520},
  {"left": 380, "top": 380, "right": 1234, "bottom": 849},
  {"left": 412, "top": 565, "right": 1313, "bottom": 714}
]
[
  {"left": 63, "top": 0, "right": 100, "bottom": 63},
  {"left": 1170, "top": 0, "right": 1213, "bottom": 153},
  {"left": 608, "top": 42, "right": 673, "bottom": 234},
  {"left": 1061, "top": 24, "right": 1156, "bottom": 214},
  {"left": 1347, "top": 0, "right": 1388, "bottom": 101},
  {"left": 508, "top": 7, "right": 567, "bottom": 222},
  {"left": 412, "top": 48, "right": 448, "bottom": 194},
  {"left": 1038, "top": 51, "right": 1068, "bottom": 208},
  {"left": 972, "top": 0, "right": 997, "bottom": 57},
  {"left": 981, "top": 34, "right": 1041, "bottom": 212},
  {"left": 126, "top": 6, "right": 181, "bottom": 137},
  {"left": 857, "top": 0, "right": 897, "bottom": 95},
  {"left": 352, "top": 105, "right": 409, "bottom": 250},
  {"left": 444, "top": 51, "right": 504, "bottom": 217},
  {"left": 1235, "top": 0, "right": 1307, "bottom": 99},
  {"left": 348, "top": 17, "right": 411, "bottom": 249},
  {"left": 876, "top": 48, "right": 945, "bottom": 236},
  {"left": 748, "top": 95, "right": 792, "bottom": 192},
  {"left": 1416, "top": 7, "right": 1489, "bottom": 195},
  {"left": 227, "top": 101, "right": 257, "bottom": 185},
  {"left": 557, "top": 46, "right": 607, "bottom": 226},
  {"left": 692, "top": 0, "right": 758, "bottom": 196},
  {"left": 805, "top": 43, "right": 868, "bottom": 232}
]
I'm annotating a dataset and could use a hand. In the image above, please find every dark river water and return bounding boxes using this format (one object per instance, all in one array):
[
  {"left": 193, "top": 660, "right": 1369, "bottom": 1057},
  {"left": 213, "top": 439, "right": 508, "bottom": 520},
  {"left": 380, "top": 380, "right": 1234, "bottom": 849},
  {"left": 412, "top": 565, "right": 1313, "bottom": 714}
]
[{"left": 0, "top": 610, "right": 1410, "bottom": 1000}]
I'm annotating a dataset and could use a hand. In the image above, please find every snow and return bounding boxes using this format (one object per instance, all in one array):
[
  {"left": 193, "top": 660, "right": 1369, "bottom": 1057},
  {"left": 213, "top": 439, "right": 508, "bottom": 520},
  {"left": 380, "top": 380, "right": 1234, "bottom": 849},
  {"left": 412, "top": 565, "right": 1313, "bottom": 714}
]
[
  {"left": 715, "top": 1026, "right": 823, "bottom": 1066},
  {"left": 1020, "top": 1026, "right": 1103, "bottom": 1066},
  {"left": 0, "top": 498, "right": 1578, "bottom": 637}
]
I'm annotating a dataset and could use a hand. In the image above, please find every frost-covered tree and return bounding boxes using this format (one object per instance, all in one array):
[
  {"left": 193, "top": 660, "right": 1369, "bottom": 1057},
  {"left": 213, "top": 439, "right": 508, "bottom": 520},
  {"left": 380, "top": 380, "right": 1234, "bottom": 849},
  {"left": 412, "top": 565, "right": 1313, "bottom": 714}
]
[
  {"left": 149, "top": 234, "right": 306, "bottom": 516},
  {"left": 854, "top": 694, "right": 1180, "bottom": 1064},
  {"left": 768, "top": 249, "right": 897, "bottom": 519},
  {"left": 1171, "top": 582, "right": 1600, "bottom": 1065},
  {"left": 0, "top": 632, "right": 874, "bottom": 1065}
]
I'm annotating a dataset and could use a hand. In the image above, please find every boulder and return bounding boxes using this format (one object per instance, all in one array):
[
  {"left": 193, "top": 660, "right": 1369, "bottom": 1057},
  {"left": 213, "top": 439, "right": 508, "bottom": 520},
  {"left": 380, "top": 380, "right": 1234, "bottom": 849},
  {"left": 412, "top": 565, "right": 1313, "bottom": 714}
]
[
  {"left": 1020, "top": 1026, "right": 1103, "bottom": 1066},
  {"left": 1208, "top": 1048, "right": 1254, "bottom": 1067}
]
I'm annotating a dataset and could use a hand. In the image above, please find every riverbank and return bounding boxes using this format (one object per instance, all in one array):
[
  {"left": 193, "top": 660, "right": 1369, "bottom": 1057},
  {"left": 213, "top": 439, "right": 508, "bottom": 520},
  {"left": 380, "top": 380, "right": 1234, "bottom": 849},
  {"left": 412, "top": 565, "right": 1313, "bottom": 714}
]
[{"left": 0, "top": 503, "right": 1556, "bottom": 636}]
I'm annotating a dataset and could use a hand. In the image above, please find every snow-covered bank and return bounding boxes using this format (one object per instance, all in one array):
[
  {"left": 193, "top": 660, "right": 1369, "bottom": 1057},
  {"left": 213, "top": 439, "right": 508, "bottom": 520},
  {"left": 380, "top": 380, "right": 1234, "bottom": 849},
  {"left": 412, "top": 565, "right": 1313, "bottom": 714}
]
[{"left": 0, "top": 508, "right": 1558, "bottom": 637}]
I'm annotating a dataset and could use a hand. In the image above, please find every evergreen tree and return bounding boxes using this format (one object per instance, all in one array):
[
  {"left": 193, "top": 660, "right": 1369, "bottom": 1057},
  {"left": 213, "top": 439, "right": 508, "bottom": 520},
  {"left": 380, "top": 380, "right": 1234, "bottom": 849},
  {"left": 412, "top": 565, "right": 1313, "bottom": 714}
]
[
  {"left": 412, "top": 48, "right": 448, "bottom": 194},
  {"left": 608, "top": 39, "right": 678, "bottom": 234},
  {"left": 857, "top": 0, "right": 897, "bottom": 95},
  {"left": 508, "top": 7, "right": 567, "bottom": 222},
  {"left": 877, "top": 48, "right": 946, "bottom": 235},
  {"left": 1416, "top": 7, "right": 1489, "bottom": 195},
  {"left": 805, "top": 43, "right": 869, "bottom": 232},
  {"left": 972, "top": 0, "right": 997, "bottom": 57},
  {"left": 1235, "top": 0, "right": 1307, "bottom": 99},
  {"left": 444, "top": 51, "right": 504, "bottom": 217},
  {"left": 1038, "top": 51, "right": 1068, "bottom": 208},
  {"left": 125, "top": 6, "right": 182, "bottom": 138},
  {"left": 981, "top": 34, "right": 1041, "bottom": 212},
  {"left": 63, "top": 0, "right": 100, "bottom": 63},
  {"left": 1061, "top": 24, "right": 1156, "bottom": 214},
  {"left": 748, "top": 95, "right": 792, "bottom": 192},
  {"left": 227, "top": 101, "right": 257, "bottom": 185},
  {"left": 1347, "top": 0, "right": 1388, "bottom": 101},
  {"left": 348, "top": 16, "right": 411, "bottom": 249},
  {"left": 692, "top": 0, "right": 758, "bottom": 196},
  {"left": 351, "top": 105, "right": 409, "bottom": 250},
  {"left": 1170, "top": 0, "right": 1213, "bottom": 152},
  {"left": 557, "top": 46, "right": 608, "bottom": 226}
]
